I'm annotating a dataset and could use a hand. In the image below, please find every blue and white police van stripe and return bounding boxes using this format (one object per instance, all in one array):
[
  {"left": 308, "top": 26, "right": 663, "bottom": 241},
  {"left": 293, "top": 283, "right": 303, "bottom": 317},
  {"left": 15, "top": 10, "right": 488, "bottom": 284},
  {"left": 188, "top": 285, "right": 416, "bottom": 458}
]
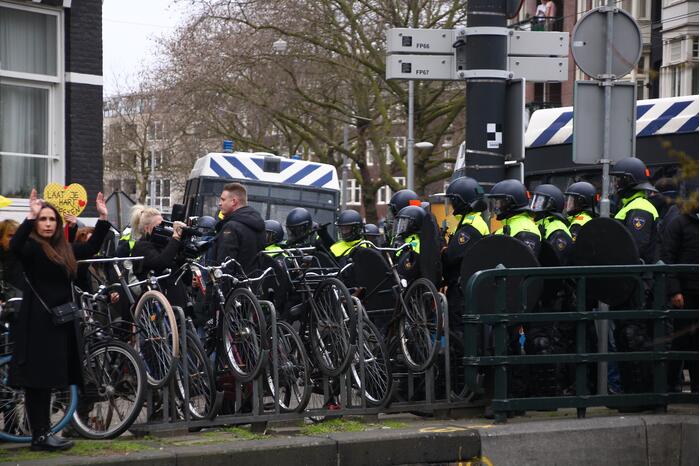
[
  {"left": 525, "top": 95, "right": 699, "bottom": 148},
  {"left": 189, "top": 152, "right": 340, "bottom": 191}
]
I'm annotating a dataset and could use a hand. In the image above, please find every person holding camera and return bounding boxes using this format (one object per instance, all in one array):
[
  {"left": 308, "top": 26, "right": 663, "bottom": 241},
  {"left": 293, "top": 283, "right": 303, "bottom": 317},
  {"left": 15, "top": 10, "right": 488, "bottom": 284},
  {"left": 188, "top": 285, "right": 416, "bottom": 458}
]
[
  {"left": 129, "top": 205, "right": 188, "bottom": 308},
  {"left": 9, "top": 189, "right": 110, "bottom": 451}
]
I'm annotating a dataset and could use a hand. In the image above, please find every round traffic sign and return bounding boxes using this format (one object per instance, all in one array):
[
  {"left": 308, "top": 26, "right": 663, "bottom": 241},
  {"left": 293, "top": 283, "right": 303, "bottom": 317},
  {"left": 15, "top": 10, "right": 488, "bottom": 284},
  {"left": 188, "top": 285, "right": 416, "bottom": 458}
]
[{"left": 571, "top": 6, "right": 642, "bottom": 79}]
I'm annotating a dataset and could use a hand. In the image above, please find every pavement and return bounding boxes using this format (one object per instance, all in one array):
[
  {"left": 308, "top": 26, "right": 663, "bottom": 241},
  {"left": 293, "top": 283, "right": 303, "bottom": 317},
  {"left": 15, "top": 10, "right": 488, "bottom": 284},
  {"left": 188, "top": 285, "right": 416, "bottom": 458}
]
[{"left": 0, "top": 405, "right": 697, "bottom": 466}]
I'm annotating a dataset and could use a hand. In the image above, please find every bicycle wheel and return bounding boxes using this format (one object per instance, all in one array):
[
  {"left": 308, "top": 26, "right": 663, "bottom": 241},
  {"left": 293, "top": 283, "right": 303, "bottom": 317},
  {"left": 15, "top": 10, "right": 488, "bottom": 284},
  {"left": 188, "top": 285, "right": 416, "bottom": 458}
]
[
  {"left": 221, "top": 287, "right": 267, "bottom": 383},
  {"left": 71, "top": 340, "right": 147, "bottom": 439},
  {"left": 399, "top": 278, "right": 443, "bottom": 372},
  {"left": 265, "top": 321, "right": 312, "bottom": 413},
  {"left": 133, "top": 290, "right": 179, "bottom": 388},
  {"left": 0, "top": 356, "right": 78, "bottom": 443},
  {"left": 351, "top": 318, "right": 393, "bottom": 408},
  {"left": 309, "top": 278, "right": 357, "bottom": 377},
  {"left": 174, "top": 329, "right": 217, "bottom": 420}
]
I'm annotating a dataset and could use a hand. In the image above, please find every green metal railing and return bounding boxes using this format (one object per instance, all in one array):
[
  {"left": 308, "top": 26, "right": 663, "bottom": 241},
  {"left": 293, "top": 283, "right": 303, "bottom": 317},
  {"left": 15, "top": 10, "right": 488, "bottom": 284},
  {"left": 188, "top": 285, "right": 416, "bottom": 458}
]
[{"left": 462, "top": 264, "right": 698, "bottom": 423}]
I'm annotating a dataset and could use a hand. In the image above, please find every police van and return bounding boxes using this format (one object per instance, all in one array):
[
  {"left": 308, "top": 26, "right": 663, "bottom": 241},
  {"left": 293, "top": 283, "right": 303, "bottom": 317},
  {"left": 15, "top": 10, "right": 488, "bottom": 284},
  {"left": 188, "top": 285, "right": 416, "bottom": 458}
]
[
  {"left": 182, "top": 152, "right": 340, "bottom": 233},
  {"left": 453, "top": 95, "right": 699, "bottom": 192}
]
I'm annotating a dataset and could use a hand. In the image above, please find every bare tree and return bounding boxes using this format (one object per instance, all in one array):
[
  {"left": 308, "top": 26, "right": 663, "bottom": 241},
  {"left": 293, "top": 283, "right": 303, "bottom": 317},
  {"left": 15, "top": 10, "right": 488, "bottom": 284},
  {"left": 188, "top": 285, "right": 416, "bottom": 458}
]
[{"left": 156, "top": 0, "right": 467, "bottom": 220}]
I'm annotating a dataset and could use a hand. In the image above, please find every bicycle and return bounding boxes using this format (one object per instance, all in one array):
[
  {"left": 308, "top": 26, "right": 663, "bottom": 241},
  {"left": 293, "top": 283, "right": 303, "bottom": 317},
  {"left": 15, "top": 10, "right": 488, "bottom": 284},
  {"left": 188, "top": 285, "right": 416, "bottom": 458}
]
[
  {"left": 345, "top": 242, "right": 443, "bottom": 373},
  {"left": 0, "top": 298, "right": 78, "bottom": 443}
]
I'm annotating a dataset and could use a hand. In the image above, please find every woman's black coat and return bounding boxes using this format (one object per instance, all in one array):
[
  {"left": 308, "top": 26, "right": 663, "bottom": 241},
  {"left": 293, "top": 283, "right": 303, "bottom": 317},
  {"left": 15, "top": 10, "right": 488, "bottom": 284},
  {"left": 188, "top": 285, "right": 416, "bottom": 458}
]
[{"left": 8, "top": 218, "right": 110, "bottom": 388}]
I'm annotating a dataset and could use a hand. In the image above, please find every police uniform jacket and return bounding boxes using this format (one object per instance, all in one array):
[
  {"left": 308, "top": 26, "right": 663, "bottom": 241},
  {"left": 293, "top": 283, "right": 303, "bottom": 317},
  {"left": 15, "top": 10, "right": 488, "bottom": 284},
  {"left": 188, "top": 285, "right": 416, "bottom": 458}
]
[
  {"left": 537, "top": 215, "right": 572, "bottom": 264},
  {"left": 494, "top": 212, "right": 542, "bottom": 255},
  {"left": 396, "top": 233, "right": 421, "bottom": 282},
  {"left": 443, "top": 212, "right": 489, "bottom": 280},
  {"left": 568, "top": 211, "right": 594, "bottom": 242},
  {"left": 614, "top": 191, "right": 659, "bottom": 264},
  {"left": 8, "top": 218, "right": 110, "bottom": 388}
]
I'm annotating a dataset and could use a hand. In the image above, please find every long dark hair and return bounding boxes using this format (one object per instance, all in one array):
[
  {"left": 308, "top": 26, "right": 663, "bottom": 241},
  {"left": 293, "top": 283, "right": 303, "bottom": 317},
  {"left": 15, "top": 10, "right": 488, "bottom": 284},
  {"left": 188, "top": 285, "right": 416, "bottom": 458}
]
[{"left": 29, "top": 203, "right": 78, "bottom": 276}]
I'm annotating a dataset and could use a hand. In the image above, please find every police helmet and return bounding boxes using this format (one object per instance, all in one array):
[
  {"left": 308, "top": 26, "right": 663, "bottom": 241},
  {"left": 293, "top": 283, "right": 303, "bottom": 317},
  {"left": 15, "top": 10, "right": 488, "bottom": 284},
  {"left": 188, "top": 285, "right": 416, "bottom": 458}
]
[
  {"left": 486, "top": 179, "right": 530, "bottom": 220},
  {"left": 530, "top": 184, "right": 565, "bottom": 214},
  {"left": 264, "top": 219, "right": 284, "bottom": 246},
  {"left": 446, "top": 176, "right": 487, "bottom": 215},
  {"left": 564, "top": 181, "right": 597, "bottom": 216},
  {"left": 196, "top": 215, "right": 217, "bottom": 233},
  {"left": 610, "top": 157, "right": 657, "bottom": 195},
  {"left": 393, "top": 205, "right": 426, "bottom": 238},
  {"left": 364, "top": 223, "right": 380, "bottom": 237},
  {"left": 336, "top": 209, "right": 363, "bottom": 242},
  {"left": 389, "top": 189, "right": 419, "bottom": 216},
  {"left": 285, "top": 207, "right": 313, "bottom": 242}
]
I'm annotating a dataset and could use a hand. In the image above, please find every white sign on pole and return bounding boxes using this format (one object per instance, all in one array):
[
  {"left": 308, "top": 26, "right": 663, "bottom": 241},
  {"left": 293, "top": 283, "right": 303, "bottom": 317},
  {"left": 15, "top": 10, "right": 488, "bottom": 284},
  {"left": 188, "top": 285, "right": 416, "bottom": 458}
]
[
  {"left": 386, "top": 54, "right": 456, "bottom": 81},
  {"left": 508, "top": 31, "right": 569, "bottom": 57},
  {"left": 386, "top": 28, "right": 455, "bottom": 55},
  {"left": 508, "top": 56, "right": 568, "bottom": 81}
]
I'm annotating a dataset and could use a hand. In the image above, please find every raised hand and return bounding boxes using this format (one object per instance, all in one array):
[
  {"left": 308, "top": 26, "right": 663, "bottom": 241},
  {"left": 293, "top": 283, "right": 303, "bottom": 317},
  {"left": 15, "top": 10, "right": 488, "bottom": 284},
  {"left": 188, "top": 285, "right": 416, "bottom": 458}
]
[
  {"left": 64, "top": 213, "right": 78, "bottom": 227},
  {"left": 95, "top": 192, "right": 108, "bottom": 220},
  {"left": 28, "top": 189, "right": 42, "bottom": 219}
]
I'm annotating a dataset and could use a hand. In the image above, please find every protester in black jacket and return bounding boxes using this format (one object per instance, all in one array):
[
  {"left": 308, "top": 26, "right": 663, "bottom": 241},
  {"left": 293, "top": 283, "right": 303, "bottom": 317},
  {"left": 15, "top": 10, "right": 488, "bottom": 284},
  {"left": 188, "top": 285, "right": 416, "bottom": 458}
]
[
  {"left": 209, "top": 182, "right": 265, "bottom": 274},
  {"left": 661, "top": 204, "right": 699, "bottom": 392},
  {"left": 10, "top": 189, "right": 110, "bottom": 451}
]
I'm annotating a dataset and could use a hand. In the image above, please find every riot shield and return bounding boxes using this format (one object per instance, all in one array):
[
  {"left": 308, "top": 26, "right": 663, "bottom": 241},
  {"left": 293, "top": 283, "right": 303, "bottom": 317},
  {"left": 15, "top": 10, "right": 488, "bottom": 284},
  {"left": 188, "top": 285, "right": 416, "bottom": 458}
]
[
  {"left": 570, "top": 217, "right": 640, "bottom": 306},
  {"left": 538, "top": 239, "right": 562, "bottom": 268},
  {"left": 459, "top": 235, "right": 542, "bottom": 313},
  {"left": 348, "top": 247, "right": 395, "bottom": 314},
  {"left": 419, "top": 211, "right": 442, "bottom": 286}
]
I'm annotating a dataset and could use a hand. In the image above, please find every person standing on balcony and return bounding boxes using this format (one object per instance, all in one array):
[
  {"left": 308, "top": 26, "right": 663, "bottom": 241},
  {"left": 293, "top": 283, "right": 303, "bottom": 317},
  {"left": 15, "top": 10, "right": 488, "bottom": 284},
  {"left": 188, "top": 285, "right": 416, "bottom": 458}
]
[{"left": 544, "top": 0, "right": 557, "bottom": 30}]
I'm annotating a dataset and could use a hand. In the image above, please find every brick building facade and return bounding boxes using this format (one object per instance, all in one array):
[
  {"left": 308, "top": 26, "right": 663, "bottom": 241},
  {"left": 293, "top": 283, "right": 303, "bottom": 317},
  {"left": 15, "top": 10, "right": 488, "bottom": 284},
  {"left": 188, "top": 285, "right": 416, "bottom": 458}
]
[{"left": 0, "top": 0, "right": 103, "bottom": 220}]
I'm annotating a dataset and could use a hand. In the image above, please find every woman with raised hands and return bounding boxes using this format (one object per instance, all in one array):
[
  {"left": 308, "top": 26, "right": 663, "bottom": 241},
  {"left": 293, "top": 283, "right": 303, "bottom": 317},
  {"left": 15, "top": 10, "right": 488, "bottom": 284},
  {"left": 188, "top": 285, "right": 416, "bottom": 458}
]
[{"left": 9, "top": 188, "right": 110, "bottom": 451}]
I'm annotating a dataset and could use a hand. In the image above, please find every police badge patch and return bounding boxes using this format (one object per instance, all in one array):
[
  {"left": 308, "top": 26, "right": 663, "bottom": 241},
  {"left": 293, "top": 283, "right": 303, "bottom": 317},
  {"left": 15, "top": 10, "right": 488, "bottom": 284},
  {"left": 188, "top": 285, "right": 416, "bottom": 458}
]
[
  {"left": 555, "top": 237, "right": 567, "bottom": 251},
  {"left": 458, "top": 231, "right": 470, "bottom": 245},
  {"left": 632, "top": 216, "right": 646, "bottom": 230}
]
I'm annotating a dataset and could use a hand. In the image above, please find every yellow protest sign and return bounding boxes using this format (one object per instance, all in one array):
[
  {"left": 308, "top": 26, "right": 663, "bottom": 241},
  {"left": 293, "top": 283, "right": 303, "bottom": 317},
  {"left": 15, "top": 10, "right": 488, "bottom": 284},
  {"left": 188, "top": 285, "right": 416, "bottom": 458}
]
[
  {"left": 0, "top": 195, "right": 12, "bottom": 208},
  {"left": 43, "top": 183, "right": 88, "bottom": 218}
]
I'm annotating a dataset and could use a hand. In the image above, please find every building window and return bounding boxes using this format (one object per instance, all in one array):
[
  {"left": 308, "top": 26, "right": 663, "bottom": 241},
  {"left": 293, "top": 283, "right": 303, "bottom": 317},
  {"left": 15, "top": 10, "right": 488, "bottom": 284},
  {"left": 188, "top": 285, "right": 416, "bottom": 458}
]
[
  {"left": 345, "top": 179, "right": 361, "bottom": 205},
  {"left": 0, "top": 3, "right": 62, "bottom": 199},
  {"left": 693, "top": 36, "right": 698, "bottom": 60},
  {"left": 669, "top": 65, "right": 682, "bottom": 96},
  {"left": 669, "top": 38, "right": 683, "bottom": 63},
  {"left": 366, "top": 141, "right": 374, "bottom": 166},
  {"left": 146, "top": 179, "right": 171, "bottom": 210},
  {"left": 377, "top": 177, "right": 406, "bottom": 205}
]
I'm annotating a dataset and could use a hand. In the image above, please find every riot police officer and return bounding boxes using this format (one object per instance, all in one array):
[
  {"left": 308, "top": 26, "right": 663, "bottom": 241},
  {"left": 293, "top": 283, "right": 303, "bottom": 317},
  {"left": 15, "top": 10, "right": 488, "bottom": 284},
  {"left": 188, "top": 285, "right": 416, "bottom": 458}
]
[
  {"left": 610, "top": 157, "right": 659, "bottom": 264},
  {"left": 530, "top": 184, "right": 573, "bottom": 264},
  {"left": 564, "top": 181, "right": 598, "bottom": 242},
  {"left": 610, "top": 157, "right": 660, "bottom": 397},
  {"left": 330, "top": 209, "right": 365, "bottom": 261},
  {"left": 363, "top": 223, "right": 383, "bottom": 247},
  {"left": 285, "top": 208, "right": 314, "bottom": 245},
  {"left": 393, "top": 205, "right": 425, "bottom": 282},
  {"left": 442, "top": 177, "right": 489, "bottom": 323},
  {"left": 386, "top": 189, "right": 419, "bottom": 245},
  {"left": 263, "top": 219, "right": 286, "bottom": 257},
  {"left": 487, "top": 179, "right": 541, "bottom": 255}
]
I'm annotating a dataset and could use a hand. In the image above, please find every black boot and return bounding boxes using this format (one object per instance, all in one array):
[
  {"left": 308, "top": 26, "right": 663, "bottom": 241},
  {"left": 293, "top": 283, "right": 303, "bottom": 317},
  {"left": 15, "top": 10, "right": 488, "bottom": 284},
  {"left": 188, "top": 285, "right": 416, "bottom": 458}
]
[{"left": 31, "top": 432, "right": 74, "bottom": 452}]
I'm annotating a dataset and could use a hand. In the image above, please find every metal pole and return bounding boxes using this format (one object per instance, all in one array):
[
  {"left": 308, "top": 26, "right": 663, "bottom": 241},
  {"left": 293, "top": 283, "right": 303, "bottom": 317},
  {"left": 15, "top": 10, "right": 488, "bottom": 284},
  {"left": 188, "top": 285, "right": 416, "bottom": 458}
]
[
  {"left": 342, "top": 125, "right": 349, "bottom": 210},
  {"left": 463, "top": 0, "right": 508, "bottom": 189},
  {"left": 407, "top": 80, "right": 415, "bottom": 191},
  {"left": 596, "top": 1, "right": 616, "bottom": 396},
  {"left": 149, "top": 148, "right": 156, "bottom": 208}
]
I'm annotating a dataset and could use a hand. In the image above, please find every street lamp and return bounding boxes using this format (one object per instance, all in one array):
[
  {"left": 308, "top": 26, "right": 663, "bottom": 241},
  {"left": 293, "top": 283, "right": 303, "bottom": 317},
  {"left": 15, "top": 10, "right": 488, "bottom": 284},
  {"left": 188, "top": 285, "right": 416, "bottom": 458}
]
[{"left": 407, "top": 141, "right": 434, "bottom": 191}]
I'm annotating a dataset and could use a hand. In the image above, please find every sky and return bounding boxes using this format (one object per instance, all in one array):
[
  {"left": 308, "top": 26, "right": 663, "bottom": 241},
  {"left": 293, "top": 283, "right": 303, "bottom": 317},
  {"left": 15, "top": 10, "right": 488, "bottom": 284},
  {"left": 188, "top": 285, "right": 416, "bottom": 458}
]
[{"left": 102, "top": 0, "right": 190, "bottom": 96}]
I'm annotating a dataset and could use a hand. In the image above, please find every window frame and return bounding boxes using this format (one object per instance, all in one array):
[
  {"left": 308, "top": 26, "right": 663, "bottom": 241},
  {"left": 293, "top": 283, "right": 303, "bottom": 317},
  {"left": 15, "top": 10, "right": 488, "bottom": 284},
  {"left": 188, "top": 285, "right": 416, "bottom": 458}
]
[{"left": 0, "top": 1, "right": 65, "bottom": 202}]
